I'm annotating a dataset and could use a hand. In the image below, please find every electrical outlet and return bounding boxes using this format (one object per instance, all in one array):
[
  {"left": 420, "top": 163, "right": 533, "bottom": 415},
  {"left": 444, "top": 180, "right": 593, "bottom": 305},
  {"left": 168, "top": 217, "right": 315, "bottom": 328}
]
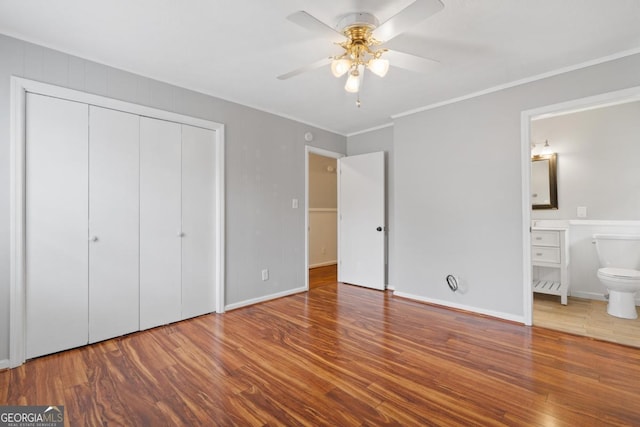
[
  {"left": 261, "top": 269, "right": 269, "bottom": 281},
  {"left": 292, "top": 198, "right": 299, "bottom": 209},
  {"left": 577, "top": 206, "right": 587, "bottom": 218}
]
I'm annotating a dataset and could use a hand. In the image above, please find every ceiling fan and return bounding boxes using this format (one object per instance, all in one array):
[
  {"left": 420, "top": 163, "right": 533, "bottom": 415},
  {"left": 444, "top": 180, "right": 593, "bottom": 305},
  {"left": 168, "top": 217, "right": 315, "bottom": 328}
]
[{"left": 277, "top": 0, "right": 444, "bottom": 101}]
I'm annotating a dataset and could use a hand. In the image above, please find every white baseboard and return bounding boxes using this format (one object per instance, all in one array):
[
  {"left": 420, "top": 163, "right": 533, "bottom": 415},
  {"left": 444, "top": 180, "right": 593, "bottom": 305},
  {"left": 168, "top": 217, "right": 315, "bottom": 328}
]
[
  {"left": 225, "top": 286, "right": 307, "bottom": 311},
  {"left": 570, "top": 290, "right": 640, "bottom": 305},
  {"left": 570, "top": 290, "right": 607, "bottom": 301},
  {"left": 0, "top": 359, "right": 9, "bottom": 370},
  {"left": 309, "top": 261, "right": 337, "bottom": 269},
  {"left": 393, "top": 291, "right": 525, "bottom": 324}
]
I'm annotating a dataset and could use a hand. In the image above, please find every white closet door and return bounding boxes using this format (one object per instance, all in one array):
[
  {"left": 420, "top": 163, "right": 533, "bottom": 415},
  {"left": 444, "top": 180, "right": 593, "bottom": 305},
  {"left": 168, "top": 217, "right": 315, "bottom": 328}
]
[
  {"left": 140, "top": 117, "right": 182, "bottom": 329},
  {"left": 338, "top": 152, "right": 386, "bottom": 290},
  {"left": 88, "top": 106, "right": 140, "bottom": 343},
  {"left": 26, "top": 93, "right": 89, "bottom": 358},
  {"left": 181, "top": 125, "right": 216, "bottom": 319}
]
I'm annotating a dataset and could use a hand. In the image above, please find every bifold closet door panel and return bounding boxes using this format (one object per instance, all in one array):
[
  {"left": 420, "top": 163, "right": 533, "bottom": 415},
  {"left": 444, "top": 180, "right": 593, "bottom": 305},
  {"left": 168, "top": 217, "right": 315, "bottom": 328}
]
[
  {"left": 88, "top": 106, "right": 140, "bottom": 343},
  {"left": 25, "top": 93, "right": 89, "bottom": 359},
  {"left": 181, "top": 125, "right": 216, "bottom": 319},
  {"left": 140, "top": 117, "right": 182, "bottom": 330}
]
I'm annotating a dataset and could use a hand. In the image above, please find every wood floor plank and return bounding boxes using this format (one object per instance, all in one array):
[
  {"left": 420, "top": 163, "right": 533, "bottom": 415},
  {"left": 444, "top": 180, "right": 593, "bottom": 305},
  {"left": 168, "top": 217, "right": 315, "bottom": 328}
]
[
  {"left": 2, "top": 279, "right": 640, "bottom": 425},
  {"left": 308, "top": 264, "right": 337, "bottom": 289},
  {"left": 534, "top": 293, "right": 640, "bottom": 347}
]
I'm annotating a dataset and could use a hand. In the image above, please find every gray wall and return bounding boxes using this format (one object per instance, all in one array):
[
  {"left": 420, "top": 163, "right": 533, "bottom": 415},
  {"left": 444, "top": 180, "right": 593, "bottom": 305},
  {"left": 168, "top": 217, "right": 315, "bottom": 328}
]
[
  {"left": 393, "top": 53, "right": 640, "bottom": 319},
  {"left": 347, "top": 126, "right": 394, "bottom": 286},
  {"left": 531, "top": 101, "right": 640, "bottom": 220},
  {"left": 0, "top": 34, "right": 346, "bottom": 362}
]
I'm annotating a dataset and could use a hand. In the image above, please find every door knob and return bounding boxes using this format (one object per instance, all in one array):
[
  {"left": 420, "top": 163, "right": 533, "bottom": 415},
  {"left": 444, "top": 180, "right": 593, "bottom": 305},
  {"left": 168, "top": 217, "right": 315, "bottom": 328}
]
[
  {"left": 376, "top": 226, "right": 383, "bottom": 232},
  {"left": 177, "top": 232, "right": 185, "bottom": 237},
  {"left": 91, "top": 236, "right": 98, "bottom": 242}
]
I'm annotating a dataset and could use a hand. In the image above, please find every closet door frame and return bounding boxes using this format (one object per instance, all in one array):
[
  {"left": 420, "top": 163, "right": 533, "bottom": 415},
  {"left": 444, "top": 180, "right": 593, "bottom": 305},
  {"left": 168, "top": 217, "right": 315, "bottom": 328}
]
[{"left": 9, "top": 77, "right": 226, "bottom": 368}]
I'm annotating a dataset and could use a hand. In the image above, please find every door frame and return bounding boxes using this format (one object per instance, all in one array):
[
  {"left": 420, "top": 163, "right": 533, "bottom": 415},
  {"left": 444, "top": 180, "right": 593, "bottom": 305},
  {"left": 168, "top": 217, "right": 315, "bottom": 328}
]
[
  {"left": 520, "top": 84, "right": 640, "bottom": 326},
  {"left": 9, "top": 77, "right": 226, "bottom": 367},
  {"left": 304, "top": 146, "right": 344, "bottom": 290}
]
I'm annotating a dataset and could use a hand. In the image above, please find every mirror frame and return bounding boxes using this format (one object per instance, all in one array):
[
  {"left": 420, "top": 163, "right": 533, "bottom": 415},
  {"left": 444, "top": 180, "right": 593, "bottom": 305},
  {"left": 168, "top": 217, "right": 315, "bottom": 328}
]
[{"left": 531, "top": 153, "right": 558, "bottom": 210}]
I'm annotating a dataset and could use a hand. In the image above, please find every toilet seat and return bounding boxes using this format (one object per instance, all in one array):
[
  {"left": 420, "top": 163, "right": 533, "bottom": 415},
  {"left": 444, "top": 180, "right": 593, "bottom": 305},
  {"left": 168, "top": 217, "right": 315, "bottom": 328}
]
[{"left": 598, "top": 267, "right": 640, "bottom": 280}]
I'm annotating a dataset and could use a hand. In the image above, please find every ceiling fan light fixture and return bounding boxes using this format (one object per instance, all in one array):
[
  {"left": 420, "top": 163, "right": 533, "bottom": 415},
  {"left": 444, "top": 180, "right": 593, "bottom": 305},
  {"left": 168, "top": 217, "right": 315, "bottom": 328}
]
[
  {"left": 344, "top": 70, "right": 361, "bottom": 93},
  {"left": 331, "top": 58, "right": 352, "bottom": 77},
  {"left": 367, "top": 58, "right": 389, "bottom": 77}
]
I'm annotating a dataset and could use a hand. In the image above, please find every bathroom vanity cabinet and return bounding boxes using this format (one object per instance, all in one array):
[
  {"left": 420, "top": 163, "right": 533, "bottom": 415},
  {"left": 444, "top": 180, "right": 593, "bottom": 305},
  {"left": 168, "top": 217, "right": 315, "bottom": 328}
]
[{"left": 531, "top": 228, "right": 570, "bottom": 304}]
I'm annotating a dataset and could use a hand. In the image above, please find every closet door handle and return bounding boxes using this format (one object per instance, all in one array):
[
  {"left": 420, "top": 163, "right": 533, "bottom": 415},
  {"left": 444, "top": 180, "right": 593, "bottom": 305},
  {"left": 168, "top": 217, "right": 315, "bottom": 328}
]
[
  {"left": 90, "top": 236, "right": 98, "bottom": 242},
  {"left": 177, "top": 232, "right": 185, "bottom": 237}
]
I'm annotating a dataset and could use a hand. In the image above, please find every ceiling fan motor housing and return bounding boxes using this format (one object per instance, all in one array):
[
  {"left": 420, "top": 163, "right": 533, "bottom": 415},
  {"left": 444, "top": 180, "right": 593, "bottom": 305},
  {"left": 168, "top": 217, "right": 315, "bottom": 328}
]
[{"left": 336, "top": 12, "right": 379, "bottom": 34}]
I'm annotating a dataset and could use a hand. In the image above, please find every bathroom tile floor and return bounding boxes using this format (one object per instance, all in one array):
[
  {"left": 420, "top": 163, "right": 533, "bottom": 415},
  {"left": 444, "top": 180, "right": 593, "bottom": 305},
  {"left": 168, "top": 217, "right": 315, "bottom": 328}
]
[{"left": 534, "top": 293, "right": 640, "bottom": 348}]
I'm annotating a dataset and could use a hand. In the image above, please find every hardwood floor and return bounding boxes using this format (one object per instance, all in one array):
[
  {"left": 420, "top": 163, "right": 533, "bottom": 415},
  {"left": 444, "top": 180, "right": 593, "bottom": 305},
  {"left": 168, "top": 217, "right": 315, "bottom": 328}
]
[
  {"left": 534, "top": 293, "right": 640, "bottom": 348},
  {"left": 308, "top": 264, "right": 337, "bottom": 289},
  {"left": 2, "top": 282, "right": 640, "bottom": 425}
]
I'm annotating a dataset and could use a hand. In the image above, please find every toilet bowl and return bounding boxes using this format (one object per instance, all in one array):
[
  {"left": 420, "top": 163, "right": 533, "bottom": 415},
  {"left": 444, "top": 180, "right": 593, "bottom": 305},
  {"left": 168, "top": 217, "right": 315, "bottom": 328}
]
[
  {"left": 597, "top": 268, "right": 640, "bottom": 319},
  {"left": 593, "top": 234, "right": 640, "bottom": 320}
]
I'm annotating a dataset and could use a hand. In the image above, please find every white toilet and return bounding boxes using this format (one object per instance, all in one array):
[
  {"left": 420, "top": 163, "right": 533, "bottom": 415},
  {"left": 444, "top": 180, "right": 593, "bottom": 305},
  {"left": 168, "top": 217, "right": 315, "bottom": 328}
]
[{"left": 593, "top": 234, "right": 640, "bottom": 319}]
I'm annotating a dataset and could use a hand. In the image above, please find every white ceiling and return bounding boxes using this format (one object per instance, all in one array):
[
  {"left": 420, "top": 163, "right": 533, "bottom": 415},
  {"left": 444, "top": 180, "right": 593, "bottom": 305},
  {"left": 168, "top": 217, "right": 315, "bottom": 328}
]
[{"left": 1, "top": 0, "right": 639, "bottom": 135}]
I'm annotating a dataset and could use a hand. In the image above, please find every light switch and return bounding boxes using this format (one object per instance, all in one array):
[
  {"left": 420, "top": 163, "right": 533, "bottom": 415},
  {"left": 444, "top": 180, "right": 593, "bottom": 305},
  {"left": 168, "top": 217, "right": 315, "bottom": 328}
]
[
  {"left": 577, "top": 206, "right": 587, "bottom": 218},
  {"left": 292, "top": 198, "right": 298, "bottom": 209}
]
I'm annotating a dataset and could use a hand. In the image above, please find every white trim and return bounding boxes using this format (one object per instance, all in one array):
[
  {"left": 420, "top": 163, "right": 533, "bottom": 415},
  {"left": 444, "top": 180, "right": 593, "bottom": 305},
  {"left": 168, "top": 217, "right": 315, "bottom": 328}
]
[
  {"left": 309, "top": 261, "right": 338, "bottom": 269},
  {"left": 393, "top": 291, "right": 525, "bottom": 324},
  {"left": 0, "top": 359, "right": 9, "bottom": 370},
  {"left": 9, "top": 76, "right": 226, "bottom": 367},
  {"left": 224, "top": 287, "right": 307, "bottom": 311},
  {"left": 307, "top": 146, "right": 345, "bottom": 159},
  {"left": 346, "top": 122, "right": 394, "bottom": 138},
  {"left": 521, "top": 113, "right": 533, "bottom": 326},
  {"left": 568, "top": 220, "right": 640, "bottom": 227},
  {"left": 570, "top": 291, "right": 640, "bottom": 305},
  {"left": 394, "top": 47, "right": 640, "bottom": 120},
  {"left": 524, "top": 86, "right": 640, "bottom": 121},
  {"left": 570, "top": 291, "right": 607, "bottom": 302},
  {"left": 215, "top": 126, "right": 226, "bottom": 314},
  {"left": 520, "top": 83, "right": 640, "bottom": 328},
  {"left": 10, "top": 77, "right": 26, "bottom": 368},
  {"left": 305, "top": 146, "right": 344, "bottom": 292},
  {"left": 571, "top": 291, "right": 640, "bottom": 305}
]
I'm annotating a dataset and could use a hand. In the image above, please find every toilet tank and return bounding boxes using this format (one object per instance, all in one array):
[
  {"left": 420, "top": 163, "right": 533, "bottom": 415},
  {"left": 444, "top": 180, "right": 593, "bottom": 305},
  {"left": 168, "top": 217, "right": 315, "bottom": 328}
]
[{"left": 593, "top": 234, "right": 640, "bottom": 269}]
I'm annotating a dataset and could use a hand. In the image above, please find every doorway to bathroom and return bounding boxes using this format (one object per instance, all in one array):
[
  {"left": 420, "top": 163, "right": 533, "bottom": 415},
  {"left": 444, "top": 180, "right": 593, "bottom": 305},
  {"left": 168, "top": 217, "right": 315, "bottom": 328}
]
[{"left": 522, "top": 85, "right": 640, "bottom": 347}]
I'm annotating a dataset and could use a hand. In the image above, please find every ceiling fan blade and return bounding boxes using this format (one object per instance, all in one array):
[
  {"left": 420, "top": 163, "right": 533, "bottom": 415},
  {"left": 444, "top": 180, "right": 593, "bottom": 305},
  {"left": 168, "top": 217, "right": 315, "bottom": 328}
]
[
  {"left": 277, "top": 57, "right": 332, "bottom": 80},
  {"left": 385, "top": 50, "right": 440, "bottom": 74},
  {"left": 287, "top": 11, "right": 346, "bottom": 43},
  {"left": 373, "top": 0, "right": 444, "bottom": 42}
]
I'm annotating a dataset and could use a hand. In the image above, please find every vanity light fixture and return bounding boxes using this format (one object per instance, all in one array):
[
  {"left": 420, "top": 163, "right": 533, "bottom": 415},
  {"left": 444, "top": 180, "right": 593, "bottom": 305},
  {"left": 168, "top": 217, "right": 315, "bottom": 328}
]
[{"left": 531, "top": 139, "right": 553, "bottom": 156}]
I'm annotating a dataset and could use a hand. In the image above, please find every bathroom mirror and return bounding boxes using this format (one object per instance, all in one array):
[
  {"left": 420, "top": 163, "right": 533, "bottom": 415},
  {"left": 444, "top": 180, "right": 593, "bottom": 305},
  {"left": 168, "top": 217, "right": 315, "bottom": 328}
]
[{"left": 531, "top": 153, "right": 558, "bottom": 209}]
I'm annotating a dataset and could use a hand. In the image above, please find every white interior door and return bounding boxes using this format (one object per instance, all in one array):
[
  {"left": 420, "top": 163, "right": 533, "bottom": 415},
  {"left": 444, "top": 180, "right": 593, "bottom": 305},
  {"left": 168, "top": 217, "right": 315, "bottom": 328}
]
[
  {"left": 140, "top": 117, "right": 182, "bottom": 329},
  {"left": 181, "top": 125, "right": 216, "bottom": 319},
  {"left": 25, "top": 93, "right": 89, "bottom": 358},
  {"left": 88, "top": 106, "right": 140, "bottom": 343},
  {"left": 338, "top": 151, "right": 386, "bottom": 290}
]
